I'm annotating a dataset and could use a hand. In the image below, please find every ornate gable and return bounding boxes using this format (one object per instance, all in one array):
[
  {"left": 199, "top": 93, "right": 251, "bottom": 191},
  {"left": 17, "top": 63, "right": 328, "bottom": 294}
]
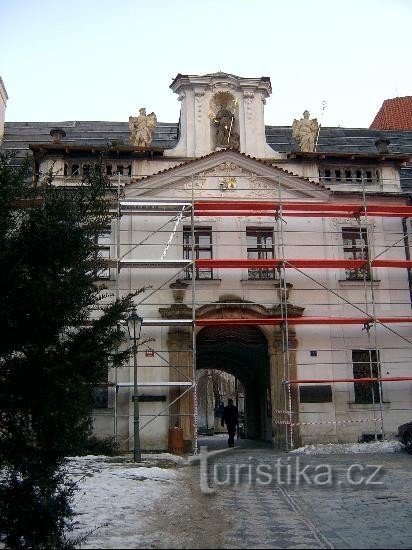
[{"left": 125, "top": 150, "right": 330, "bottom": 202}]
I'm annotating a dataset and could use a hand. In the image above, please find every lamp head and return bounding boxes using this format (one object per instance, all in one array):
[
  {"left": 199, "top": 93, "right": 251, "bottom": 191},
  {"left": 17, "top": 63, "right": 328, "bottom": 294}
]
[{"left": 127, "top": 307, "right": 143, "bottom": 340}]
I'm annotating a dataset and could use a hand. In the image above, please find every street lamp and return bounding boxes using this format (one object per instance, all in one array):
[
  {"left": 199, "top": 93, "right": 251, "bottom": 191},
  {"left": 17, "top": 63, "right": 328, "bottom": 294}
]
[{"left": 127, "top": 307, "right": 143, "bottom": 462}]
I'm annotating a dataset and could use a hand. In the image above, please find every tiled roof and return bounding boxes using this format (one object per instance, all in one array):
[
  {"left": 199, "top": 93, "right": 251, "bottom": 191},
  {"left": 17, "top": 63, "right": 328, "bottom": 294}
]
[
  {"left": 2, "top": 120, "right": 412, "bottom": 192},
  {"left": 370, "top": 97, "right": 412, "bottom": 130},
  {"left": 0, "top": 120, "right": 178, "bottom": 163},
  {"left": 265, "top": 126, "right": 412, "bottom": 155}
]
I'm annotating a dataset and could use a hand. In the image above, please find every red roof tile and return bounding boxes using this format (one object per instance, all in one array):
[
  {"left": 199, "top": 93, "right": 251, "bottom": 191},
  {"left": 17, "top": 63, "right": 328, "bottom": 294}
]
[{"left": 371, "top": 97, "right": 412, "bottom": 130}]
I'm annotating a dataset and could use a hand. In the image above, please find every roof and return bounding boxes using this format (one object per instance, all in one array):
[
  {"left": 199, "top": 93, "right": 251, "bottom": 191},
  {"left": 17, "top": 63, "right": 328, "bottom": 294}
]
[
  {"left": 370, "top": 97, "right": 412, "bottom": 130},
  {"left": 4, "top": 121, "right": 412, "bottom": 157},
  {"left": 2, "top": 120, "right": 412, "bottom": 192},
  {"left": 265, "top": 126, "right": 412, "bottom": 155},
  {"left": 1, "top": 120, "right": 178, "bottom": 163}
]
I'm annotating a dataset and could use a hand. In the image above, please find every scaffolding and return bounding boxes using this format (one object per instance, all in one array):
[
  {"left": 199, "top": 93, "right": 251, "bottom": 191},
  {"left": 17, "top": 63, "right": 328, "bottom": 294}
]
[{"left": 95, "top": 171, "right": 412, "bottom": 452}]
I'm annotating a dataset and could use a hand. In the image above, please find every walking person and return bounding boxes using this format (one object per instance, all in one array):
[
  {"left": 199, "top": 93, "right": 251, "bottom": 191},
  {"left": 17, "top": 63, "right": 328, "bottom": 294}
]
[{"left": 221, "top": 398, "right": 238, "bottom": 448}]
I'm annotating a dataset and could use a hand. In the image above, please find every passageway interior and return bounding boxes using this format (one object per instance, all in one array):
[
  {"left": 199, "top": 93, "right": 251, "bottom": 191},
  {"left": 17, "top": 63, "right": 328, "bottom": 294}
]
[{"left": 196, "top": 325, "right": 271, "bottom": 441}]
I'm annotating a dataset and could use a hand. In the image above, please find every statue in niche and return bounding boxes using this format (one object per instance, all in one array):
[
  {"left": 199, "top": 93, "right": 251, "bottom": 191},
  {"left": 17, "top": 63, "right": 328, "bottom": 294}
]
[
  {"left": 129, "top": 107, "right": 157, "bottom": 147},
  {"left": 292, "top": 110, "right": 319, "bottom": 152},
  {"left": 211, "top": 101, "right": 239, "bottom": 150}
]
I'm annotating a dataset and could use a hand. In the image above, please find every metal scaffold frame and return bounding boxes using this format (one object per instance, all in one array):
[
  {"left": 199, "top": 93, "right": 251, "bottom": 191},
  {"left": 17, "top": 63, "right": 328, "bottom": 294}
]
[{"left": 98, "top": 171, "right": 412, "bottom": 451}]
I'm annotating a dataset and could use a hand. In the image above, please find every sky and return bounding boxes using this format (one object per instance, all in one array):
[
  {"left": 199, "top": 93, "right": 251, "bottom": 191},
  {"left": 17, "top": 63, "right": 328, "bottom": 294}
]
[{"left": 1, "top": 0, "right": 411, "bottom": 128}]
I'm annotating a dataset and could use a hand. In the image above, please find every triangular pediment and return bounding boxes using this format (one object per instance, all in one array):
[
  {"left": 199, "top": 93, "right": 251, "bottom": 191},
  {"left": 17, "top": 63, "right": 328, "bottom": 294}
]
[{"left": 125, "top": 150, "right": 330, "bottom": 202}]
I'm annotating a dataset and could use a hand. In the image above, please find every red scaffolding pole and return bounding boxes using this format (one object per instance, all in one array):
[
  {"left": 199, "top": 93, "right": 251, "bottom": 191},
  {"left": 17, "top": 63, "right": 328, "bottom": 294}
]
[
  {"left": 195, "top": 258, "right": 412, "bottom": 269},
  {"left": 194, "top": 201, "right": 412, "bottom": 217},
  {"left": 287, "top": 376, "right": 412, "bottom": 384},
  {"left": 195, "top": 317, "right": 412, "bottom": 326}
]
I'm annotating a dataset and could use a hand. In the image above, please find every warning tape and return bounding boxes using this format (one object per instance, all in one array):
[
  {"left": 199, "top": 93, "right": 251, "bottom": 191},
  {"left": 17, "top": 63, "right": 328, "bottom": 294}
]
[{"left": 273, "top": 418, "right": 381, "bottom": 427}]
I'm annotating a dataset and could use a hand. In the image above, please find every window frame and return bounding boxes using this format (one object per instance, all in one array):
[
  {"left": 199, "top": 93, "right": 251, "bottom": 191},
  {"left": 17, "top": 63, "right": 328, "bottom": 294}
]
[
  {"left": 342, "top": 226, "right": 370, "bottom": 281},
  {"left": 92, "top": 361, "right": 109, "bottom": 409},
  {"left": 246, "top": 227, "right": 276, "bottom": 280},
  {"left": 183, "top": 226, "right": 213, "bottom": 280},
  {"left": 352, "top": 349, "right": 381, "bottom": 404},
  {"left": 95, "top": 228, "right": 111, "bottom": 280}
]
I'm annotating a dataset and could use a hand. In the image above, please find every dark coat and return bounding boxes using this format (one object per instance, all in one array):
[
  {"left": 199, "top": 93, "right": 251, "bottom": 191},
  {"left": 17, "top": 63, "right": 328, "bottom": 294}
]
[{"left": 221, "top": 404, "right": 238, "bottom": 428}]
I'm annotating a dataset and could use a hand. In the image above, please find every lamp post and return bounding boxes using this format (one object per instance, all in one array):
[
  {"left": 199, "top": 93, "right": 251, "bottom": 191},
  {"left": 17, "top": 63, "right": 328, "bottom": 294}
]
[{"left": 127, "top": 307, "right": 143, "bottom": 462}]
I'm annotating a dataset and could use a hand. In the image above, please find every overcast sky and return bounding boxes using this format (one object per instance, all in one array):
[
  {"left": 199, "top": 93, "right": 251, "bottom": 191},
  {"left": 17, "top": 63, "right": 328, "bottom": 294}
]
[{"left": 1, "top": 0, "right": 411, "bottom": 128}]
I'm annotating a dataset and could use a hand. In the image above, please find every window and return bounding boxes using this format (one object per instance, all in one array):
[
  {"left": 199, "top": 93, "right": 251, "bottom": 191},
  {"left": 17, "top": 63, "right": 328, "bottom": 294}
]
[
  {"left": 92, "top": 362, "right": 109, "bottom": 408},
  {"left": 246, "top": 228, "right": 276, "bottom": 280},
  {"left": 319, "top": 165, "right": 380, "bottom": 185},
  {"left": 95, "top": 229, "right": 111, "bottom": 279},
  {"left": 183, "top": 227, "right": 213, "bottom": 280},
  {"left": 342, "top": 227, "right": 370, "bottom": 280},
  {"left": 352, "top": 350, "right": 381, "bottom": 404}
]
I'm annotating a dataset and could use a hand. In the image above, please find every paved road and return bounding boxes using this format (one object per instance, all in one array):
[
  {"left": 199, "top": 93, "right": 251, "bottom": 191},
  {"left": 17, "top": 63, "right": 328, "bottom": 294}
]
[{"left": 175, "top": 437, "right": 412, "bottom": 549}]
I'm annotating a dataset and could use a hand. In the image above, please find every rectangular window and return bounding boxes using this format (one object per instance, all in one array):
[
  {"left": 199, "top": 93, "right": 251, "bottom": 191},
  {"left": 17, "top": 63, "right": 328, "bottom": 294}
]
[
  {"left": 92, "top": 362, "right": 109, "bottom": 408},
  {"left": 342, "top": 227, "right": 370, "bottom": 280},
  {"left": 247, "top": 228, "right": 276, "bottom": 280},
  {"left": 352, "top": 350, "right": 381, "bottom": 404},
  {"left": 95, "top": 229, "right": 111, "bottom": 279},
  {"left": 183, "top": 227, "right": 213, "bottom": 280}
]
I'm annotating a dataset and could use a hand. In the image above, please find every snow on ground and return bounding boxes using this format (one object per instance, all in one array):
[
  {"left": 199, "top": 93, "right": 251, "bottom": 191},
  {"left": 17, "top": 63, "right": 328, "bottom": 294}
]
[
  {"left": 66, "top": 455, "right": 183, "bottom": 548},
  {"left": 65, "top": 441, "right": 407, "bottom": 546},
  {"left": 289, "top": 440, "right": 404, "bottom": 455}
]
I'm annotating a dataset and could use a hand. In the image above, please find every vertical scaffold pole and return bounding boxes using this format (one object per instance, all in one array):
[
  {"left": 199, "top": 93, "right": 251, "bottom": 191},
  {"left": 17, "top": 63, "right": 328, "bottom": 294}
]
[
  {"left": 114, "top": 171, "right": 121, "bottom": 441},
  {"left": 361, "top": 178, "right": 385, "bottom": 440},
  {"left": 191, "top": 174, "right": 198, "bottom": 454},
  {"left": 276, "top": 176, "right": 293, "bottom": 450}
]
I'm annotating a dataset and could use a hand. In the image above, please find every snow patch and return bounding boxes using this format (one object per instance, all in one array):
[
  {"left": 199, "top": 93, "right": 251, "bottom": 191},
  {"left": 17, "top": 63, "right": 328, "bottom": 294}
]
[
  {"left": 67, "top": 456, "right": 181, "bottom": 548},
  {"left": 109, "top": 466, "right": 177, "bottom": 481},
  {"left": 289, "top": 440, "right": 404, "bottom": 455}
]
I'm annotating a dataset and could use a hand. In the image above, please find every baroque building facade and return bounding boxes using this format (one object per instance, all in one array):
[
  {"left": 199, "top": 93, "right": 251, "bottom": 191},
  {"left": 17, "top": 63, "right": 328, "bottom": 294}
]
[{"left": 2, "top": 72, "right": 412, "bottom": 451}]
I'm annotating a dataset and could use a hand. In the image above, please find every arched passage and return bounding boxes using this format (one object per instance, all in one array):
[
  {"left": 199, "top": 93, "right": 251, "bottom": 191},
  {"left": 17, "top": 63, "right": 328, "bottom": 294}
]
[{"left": 197, "top": 325, "right": 271, "bottom": 441}]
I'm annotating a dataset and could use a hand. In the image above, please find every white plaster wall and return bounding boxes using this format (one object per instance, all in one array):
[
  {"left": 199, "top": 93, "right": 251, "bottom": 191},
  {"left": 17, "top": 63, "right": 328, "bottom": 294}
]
[
  {"left": 114, "top": 203, "right": 412, "bottom": 447},
  {"left": 91, "top": 149, "right": 412, "bottom": 448},
  {"left": 0, "top": 77, "right": 8, "bottom": 143}
]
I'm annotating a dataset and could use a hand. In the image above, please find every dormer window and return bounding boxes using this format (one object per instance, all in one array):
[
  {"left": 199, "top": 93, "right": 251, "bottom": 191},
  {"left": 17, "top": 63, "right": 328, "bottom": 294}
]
[{"left": 319, "top": 165, "right": 380, "bottom": 185}]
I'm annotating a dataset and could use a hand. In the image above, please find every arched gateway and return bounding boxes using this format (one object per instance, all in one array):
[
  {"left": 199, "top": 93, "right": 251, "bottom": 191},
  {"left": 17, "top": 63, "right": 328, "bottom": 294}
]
[
  {"left": 162, "top": 297, "right": 304, "bottom": 451},
  {"left": 197, "top": 325, "right": 270, "bottom": 441}
]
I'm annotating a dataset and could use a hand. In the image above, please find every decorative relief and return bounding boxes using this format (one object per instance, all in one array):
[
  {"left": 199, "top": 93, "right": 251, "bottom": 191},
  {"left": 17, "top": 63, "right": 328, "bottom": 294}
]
[
  {"left": 250, "top": 177, "right": 278, "bottom": 197},
  {"left": 178, "top": 165, "right": 275, "bottom": 197},
  {"left": 219, "top": 177, "right": 237, "bottom": 191},
  {"left": 243, "top": 91, "right": 254, "bottom": 122},
  {"left": 183, "top": 174, "right": 206, "bottom": 191},
  {"left": 195, "top": 90, "right": 205, "bottom": 122}
]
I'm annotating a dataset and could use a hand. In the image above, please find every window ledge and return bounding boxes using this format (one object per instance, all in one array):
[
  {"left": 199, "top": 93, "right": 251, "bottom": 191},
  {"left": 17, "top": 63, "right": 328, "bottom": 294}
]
[
  {"left": 338, "top": 279, "right": 381, "bottom": 288},
  {"left": 348, "top": 401, "right": 390, "bottom": 411},
  {"left": 183, "top": 279, "right": 222, "bottom": 286},
  {"left": 241, "top": 279, "right": 278, "bottom": 287}
]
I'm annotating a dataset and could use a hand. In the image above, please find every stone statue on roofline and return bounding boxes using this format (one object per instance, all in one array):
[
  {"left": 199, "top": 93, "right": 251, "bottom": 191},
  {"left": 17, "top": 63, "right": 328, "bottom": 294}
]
[
  {"left": 129, "top": 107, "right": 157, "bottom": 147},
  {"left": 292, "top": 110, "right": 319, "bottom": 152}
]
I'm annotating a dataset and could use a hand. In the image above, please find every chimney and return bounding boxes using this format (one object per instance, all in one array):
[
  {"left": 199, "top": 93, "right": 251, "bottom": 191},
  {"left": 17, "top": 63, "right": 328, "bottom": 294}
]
[{"left": 0, "top": 77, "right": 8, "bottom": 144}]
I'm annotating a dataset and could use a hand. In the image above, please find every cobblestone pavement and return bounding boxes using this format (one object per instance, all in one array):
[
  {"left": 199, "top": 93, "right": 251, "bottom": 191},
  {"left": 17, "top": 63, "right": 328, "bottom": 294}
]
[{"left": 157, "top": 438, "right": 412, "bottom": 549}]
